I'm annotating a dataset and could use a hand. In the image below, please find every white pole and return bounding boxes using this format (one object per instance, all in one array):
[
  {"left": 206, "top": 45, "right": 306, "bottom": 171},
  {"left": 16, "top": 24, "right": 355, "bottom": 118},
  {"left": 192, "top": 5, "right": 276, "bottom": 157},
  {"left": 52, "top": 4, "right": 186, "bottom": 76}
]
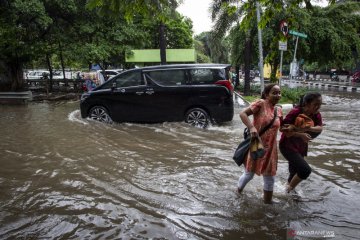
[
  {"left": 279, "top": 50, "right": 283, "bottom": 86},
  {"left": 293, "top": 36, "right": 299, "bottom": 63},
  {"left": 290, "top": 36, "right": 299, "bottom": 87},
  {"left": 256, "top": 1, "right": 264, "bottom": 92}
]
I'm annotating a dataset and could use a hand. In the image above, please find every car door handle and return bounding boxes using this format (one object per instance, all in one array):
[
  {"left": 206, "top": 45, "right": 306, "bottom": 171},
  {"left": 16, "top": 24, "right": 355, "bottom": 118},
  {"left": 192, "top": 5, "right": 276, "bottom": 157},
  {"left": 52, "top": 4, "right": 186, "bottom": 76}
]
[
  {"left": 145, "top": 89, "right": 154, "bottom": 95},
  {"left": 136, "top": 91, "right": 144, "bottom": 95}
]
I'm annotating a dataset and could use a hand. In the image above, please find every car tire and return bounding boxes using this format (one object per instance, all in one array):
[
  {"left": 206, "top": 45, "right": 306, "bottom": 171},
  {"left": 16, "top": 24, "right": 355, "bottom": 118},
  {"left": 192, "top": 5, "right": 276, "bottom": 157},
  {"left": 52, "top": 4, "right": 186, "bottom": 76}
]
[
  {"left": 89, "top": 106, "right": 113, "bottom": 124},
  {"left": 185, "top": 108, "right": 210, "bottom": 128}
]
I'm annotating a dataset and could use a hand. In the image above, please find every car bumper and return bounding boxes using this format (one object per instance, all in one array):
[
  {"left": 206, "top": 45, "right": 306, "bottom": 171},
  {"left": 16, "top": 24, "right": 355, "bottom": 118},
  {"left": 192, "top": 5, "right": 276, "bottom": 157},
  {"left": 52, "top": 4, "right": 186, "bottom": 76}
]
[
  {"left": 210, "top": 104, "right": 234, "bottom": 123},
  {"left": 80, "top": 101, "right": 90, "bottom": 118}
]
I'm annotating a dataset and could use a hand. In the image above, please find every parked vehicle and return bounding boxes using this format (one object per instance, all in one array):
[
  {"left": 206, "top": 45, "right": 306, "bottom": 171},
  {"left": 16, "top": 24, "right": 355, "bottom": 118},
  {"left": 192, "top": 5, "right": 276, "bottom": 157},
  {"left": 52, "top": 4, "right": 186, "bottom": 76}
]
[
  {"left": 352, "top": 71, "right": 360, "bottom": 83},
  {"left": 101, "top": 69, "right": 123, "bottom": 80},
  {"left": 52, "top": 71, "right": 65, "bottom": 79},
  {"left": 80, "top": 64, "right": 234, "bottom": 128},
  {"left": 26, "top": 70, "right": 50, "bottom": 80}
]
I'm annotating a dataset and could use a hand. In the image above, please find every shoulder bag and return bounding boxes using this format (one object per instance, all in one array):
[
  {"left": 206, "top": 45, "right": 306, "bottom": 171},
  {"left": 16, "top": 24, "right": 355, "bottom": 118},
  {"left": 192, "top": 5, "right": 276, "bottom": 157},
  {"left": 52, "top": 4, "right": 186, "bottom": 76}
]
[{"left": 233, "top": 106, "right": 278, "bottom": 166}]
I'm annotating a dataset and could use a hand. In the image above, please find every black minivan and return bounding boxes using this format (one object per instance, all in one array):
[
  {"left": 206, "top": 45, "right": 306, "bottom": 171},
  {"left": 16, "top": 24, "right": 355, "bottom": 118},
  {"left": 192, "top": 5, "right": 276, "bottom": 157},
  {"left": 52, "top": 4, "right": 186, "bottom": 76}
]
[{"left": 80, "top": 64, "right": 234, "bottom": 128}]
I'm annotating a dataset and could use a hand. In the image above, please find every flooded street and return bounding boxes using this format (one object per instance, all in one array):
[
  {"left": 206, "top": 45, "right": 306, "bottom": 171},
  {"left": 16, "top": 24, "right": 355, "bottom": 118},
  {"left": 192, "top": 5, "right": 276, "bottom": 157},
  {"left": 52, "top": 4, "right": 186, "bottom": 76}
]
[{"left": 0, "top": 91, "right": 359, "bottom": 239}]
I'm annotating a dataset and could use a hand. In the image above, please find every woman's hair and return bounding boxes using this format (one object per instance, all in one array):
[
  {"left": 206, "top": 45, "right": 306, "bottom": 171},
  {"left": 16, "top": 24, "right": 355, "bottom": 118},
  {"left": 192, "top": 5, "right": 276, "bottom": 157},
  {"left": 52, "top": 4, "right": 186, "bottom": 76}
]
[
  {"left": 299, "top": 92, "right": 322, "bottom": 107},
  {"left": 261, "top": 83, "right": 278, "bottom": 99}
]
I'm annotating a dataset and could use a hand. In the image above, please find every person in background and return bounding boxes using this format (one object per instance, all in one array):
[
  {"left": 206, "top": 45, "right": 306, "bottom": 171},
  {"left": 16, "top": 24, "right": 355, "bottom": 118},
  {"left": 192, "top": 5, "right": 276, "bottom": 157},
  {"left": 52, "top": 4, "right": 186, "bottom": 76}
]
[
  {"left": 229, "top": 67, "right": 237, "bottom": 87},
  {"left": 279, "top": 92, "right": 323, "bottom": 193},
  {"left": 237, "top": 84, "right": 283, "bottom": 204}
]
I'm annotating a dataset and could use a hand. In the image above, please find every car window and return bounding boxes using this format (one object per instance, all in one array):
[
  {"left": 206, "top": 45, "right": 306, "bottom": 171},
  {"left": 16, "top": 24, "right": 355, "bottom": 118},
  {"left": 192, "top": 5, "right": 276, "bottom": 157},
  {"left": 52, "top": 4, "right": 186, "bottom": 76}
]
[
  {"left": 101, "top": 71, "right": 143, "bottom": 89},
  {"left": 146, "top": 70, "right": 186, "bottom": 86},
  {"left": 190, "top": 69, "right": 226, "bottom": 84},
  {"left": 106, "top": 71, "right": 118, "bottom": 75}
]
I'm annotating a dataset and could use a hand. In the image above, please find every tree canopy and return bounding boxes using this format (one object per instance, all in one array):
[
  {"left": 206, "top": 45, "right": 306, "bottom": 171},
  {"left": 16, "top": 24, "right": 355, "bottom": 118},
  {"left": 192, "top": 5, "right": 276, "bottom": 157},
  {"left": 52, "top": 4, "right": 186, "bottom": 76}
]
[
  {"left": 0, "top": 0, "right": 193, "bottom": 91},
  {"left": 212, "top": 0, "right": 360, "bottom": 84}
]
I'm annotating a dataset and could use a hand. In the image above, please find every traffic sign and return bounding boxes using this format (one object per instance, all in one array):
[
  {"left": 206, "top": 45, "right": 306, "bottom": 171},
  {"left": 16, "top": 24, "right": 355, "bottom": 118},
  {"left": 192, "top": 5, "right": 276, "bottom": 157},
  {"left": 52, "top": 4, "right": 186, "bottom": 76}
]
[
  {"left": 289, "top": 30, "right": 307, "bottom": 38},
  {"left": 279, "top": 41, "right": 287, "bottom": 51},
  {"left": 280, "top": 20, "right": 288, "bottom": 36}
]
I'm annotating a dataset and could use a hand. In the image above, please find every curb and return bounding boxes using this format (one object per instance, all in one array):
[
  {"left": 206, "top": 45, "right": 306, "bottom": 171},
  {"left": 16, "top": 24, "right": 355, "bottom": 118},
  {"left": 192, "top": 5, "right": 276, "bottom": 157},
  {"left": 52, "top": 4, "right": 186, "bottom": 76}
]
[
  {"left": 234, "top": 90, "right": 250, "bottom": 105},
  {"left": 282, "top": 80, "right": 360, "bottom": 92}
]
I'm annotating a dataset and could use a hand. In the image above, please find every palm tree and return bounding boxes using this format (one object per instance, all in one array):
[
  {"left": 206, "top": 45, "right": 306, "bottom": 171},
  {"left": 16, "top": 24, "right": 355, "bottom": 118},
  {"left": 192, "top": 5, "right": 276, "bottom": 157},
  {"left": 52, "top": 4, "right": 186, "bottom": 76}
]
[{"left": 211, "top": 0, "right": 258, "bottom": 95}]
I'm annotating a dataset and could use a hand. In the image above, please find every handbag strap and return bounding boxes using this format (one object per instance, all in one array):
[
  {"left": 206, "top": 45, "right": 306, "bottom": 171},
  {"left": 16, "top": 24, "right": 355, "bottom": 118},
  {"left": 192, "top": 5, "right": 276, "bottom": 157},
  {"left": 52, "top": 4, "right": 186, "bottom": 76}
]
[{"left": 258, "top": 106, "right": 278, "bottom": 136}]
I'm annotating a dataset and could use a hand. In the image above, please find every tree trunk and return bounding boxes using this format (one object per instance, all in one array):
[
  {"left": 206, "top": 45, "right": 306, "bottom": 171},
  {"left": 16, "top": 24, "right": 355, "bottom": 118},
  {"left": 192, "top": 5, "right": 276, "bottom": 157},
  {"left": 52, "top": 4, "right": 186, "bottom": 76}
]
[
  {"left": 58, "top": 41, "right": 67, "bottom": 86},
  {"left": 270, "top": 59, "right": 280, "bottom": 83},
  {"left": 9, "top": 60, "right": 24, "bottom": 91},
  {"left": 352, "top": 50, "right": 360, "bottom": 71},
  {"left": 0, "top": 55, "right": 25, "bottom": 91},
  {"left": 159, "top": 22, "right": 167, "bottom": 65},
  {"left": 45, "top": 54, "right": 53, "bottom": 93},
  {"left": 243, "top": 31, "right": 252, "bottom": 96}
]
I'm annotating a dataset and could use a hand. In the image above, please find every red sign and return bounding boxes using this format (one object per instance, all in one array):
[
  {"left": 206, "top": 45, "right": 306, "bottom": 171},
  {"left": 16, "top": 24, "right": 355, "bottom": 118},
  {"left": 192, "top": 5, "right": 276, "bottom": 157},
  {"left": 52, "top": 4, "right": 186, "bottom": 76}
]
[{"left": 280, "top": 20, "right": 288, "bottom": 36}]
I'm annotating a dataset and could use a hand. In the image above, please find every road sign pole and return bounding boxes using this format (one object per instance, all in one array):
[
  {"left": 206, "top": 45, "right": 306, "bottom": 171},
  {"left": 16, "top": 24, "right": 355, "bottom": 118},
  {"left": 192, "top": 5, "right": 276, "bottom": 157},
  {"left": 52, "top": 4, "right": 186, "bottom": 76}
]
[
  {"left": 278, "top": 41, "right": 286, "bottom": 87},
  {"left": 290, "top": 36, "right": 299, "bottom": 87},
  {"left": 293, "top": 36, "right": 299, "bottom": 63}
]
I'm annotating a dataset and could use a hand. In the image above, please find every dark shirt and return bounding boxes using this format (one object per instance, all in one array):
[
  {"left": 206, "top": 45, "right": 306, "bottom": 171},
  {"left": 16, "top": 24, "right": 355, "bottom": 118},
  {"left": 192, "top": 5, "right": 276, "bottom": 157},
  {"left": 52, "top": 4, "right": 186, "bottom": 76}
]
[{"left": 279, "top": 107, "right": 322, "bottom": 156}]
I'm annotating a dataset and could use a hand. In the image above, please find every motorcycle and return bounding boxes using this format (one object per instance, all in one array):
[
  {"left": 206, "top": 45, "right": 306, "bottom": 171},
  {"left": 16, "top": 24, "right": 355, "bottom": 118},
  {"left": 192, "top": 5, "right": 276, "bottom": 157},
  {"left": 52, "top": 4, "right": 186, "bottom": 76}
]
[
  {"left": 352, "top": 71, "right": 360, "bottom": 83},
  {"left": 330, "top": 72, "right": 339, "bottom": 81}
]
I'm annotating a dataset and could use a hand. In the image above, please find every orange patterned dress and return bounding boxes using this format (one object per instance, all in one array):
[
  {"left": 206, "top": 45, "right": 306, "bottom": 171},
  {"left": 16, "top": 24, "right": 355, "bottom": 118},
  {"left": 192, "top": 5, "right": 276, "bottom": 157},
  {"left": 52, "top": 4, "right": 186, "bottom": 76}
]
[{"left": 244, "top": 99, "right": 282, "bottom": 176}]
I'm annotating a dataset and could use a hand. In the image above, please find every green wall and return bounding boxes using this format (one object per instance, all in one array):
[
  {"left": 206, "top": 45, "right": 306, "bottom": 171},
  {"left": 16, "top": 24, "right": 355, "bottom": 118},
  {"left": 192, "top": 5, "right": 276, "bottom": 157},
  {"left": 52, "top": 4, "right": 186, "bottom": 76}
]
[{"left": 126, "top": 49, "right": 196, "bottom": 63}]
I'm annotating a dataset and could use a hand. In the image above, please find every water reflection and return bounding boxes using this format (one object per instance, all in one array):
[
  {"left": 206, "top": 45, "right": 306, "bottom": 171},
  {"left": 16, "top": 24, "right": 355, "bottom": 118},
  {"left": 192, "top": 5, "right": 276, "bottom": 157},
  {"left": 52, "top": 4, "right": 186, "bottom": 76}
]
[{"left": 0, "top": 91, "right": 359, "bottom": 239}]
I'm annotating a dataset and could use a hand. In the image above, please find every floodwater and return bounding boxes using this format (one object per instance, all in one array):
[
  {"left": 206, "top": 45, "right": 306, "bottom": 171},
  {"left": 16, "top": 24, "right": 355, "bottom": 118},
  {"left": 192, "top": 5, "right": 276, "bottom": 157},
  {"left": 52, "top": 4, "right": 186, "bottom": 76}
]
[{"left": 0, "top": 91, "right": 359, "bottom": 239}]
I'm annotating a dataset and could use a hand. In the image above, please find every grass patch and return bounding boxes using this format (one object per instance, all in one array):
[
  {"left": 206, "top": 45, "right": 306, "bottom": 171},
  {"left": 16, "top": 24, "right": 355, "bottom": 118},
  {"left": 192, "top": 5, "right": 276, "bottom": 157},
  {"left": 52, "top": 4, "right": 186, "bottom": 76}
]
[
  {"left": 237, "top": 85, "right": 308, "bottom": 105},
  {"left": 242, "top": 95, "right": 260, "bottom": 103}
]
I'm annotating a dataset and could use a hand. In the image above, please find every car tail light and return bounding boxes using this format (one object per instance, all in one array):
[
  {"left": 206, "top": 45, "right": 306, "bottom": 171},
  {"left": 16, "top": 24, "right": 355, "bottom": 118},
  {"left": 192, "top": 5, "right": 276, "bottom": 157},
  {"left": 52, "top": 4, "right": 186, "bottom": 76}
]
[{"left": 215, "top": 80, "right": 233, "bottom": 93}]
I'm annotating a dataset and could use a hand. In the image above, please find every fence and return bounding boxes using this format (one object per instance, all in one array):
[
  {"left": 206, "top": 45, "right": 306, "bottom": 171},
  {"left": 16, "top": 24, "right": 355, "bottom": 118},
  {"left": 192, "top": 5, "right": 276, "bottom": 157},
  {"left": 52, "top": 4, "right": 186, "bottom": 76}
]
[{"left": 0, "top": 91, "right": 32, "bottom": 104}]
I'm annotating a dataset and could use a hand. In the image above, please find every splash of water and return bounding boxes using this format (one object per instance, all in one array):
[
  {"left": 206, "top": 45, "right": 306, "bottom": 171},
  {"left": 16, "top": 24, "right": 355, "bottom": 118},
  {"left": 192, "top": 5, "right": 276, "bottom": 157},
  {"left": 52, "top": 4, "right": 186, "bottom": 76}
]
[{"left": 68, "top": 110, "right": 88, "bottom": 125}]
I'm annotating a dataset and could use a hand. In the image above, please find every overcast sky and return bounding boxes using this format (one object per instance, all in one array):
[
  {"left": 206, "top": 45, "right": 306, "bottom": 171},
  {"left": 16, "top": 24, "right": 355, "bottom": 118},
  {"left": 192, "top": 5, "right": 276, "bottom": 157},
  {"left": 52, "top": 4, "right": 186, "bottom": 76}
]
[
  {"left": 177, "top": 0, "right": 213, "bottom": 35},
  {"left": 177, "top": 0, "right": 329, "bottom": 36}
]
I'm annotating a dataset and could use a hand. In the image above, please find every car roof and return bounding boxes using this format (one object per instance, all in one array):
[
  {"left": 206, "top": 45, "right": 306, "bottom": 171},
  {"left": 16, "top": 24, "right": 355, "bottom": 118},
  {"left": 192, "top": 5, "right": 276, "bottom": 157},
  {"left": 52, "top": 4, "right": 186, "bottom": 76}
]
[
  {"left": 140, "top": 63, "right": 231, "bottom": 72},
  {"left": 104, "top": 69, "right": 122, "bottom": 72}
]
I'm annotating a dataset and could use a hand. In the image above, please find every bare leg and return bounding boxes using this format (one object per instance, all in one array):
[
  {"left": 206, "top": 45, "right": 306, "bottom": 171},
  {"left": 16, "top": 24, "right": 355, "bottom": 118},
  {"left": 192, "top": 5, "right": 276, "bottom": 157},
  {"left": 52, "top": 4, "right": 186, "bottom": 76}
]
[{"left": 287, "top": 174, "right": 302, "bottom": 192}]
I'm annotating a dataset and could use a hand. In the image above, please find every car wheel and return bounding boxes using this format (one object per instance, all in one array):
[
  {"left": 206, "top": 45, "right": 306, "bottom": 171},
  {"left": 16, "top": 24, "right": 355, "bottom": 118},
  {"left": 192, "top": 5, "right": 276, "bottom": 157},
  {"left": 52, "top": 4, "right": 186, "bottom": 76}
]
[
  {"left": 89, "top": 106, "right": 113, "bottom": 124},
  {"left": 185, "top": 108, "right": 210, "bottom": 128}
]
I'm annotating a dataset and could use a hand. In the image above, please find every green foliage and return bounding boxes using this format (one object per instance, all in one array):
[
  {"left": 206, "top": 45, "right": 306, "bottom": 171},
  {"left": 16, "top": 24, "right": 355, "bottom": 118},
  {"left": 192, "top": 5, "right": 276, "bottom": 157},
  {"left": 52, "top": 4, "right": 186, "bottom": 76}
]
[
  {"left": 141, "top": 13, "right": 194, "bottom": 49},
  {"left": 279, "top": 86, "right": 307, "bottom": 104},
  {"left": 242, "top": 95, "right": 260, "bottom": 103},
  {"left": 86, "top": 0, "right": 179, "bottom": 23},
  {"left": 194, "top": 38, "right": 211, "bottom": 63},
  {"left": 237, "top": 82, "right": 261, "bottom": 95},
  {"left": 194, "top": 31, "right": 229, "bottom": 63},
  {"left": 0, "top": 0, "right": 194, "bottom": 90},
  {"left": 303, "top": 3, "right": 360, "bottom": 70},
  {"left": 224, "top": 1, "right": 360, "bottom": 79},
  {"left": 241, "top": 85, "right": 307, "bottom": 105}
]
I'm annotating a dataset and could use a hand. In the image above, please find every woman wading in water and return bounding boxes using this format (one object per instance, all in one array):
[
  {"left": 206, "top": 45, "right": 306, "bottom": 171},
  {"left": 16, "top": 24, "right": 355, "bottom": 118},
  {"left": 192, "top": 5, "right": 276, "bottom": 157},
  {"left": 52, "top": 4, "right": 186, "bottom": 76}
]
[
  {"left": 237, "top": 84, "right": 283, "bottom": 204},
  {"left": 280, "top": 92, "right": 323, "bottom": 193}
]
